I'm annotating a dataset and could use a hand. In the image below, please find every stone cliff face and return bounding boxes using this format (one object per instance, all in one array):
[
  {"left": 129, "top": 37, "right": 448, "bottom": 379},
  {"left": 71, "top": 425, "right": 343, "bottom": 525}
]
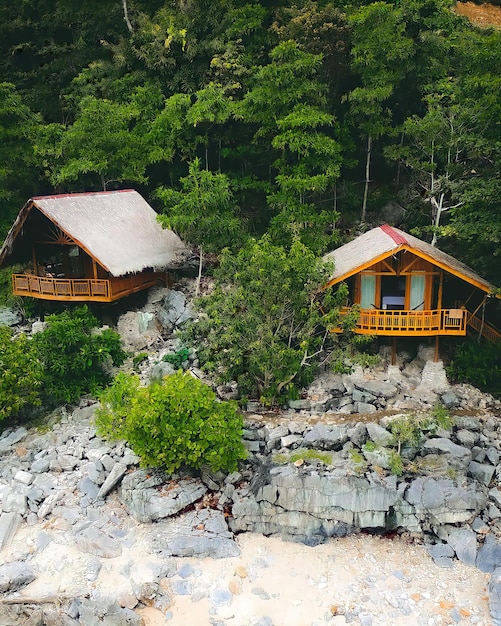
[{"left": 230, "top": 468, "right": 488, "bottom": 543}]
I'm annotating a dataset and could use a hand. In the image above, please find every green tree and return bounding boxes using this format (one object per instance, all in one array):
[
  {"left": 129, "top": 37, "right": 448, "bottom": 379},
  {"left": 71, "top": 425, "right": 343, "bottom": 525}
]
[
  {"left": 0, "top": 83, "right": 41, "bottom": 235},
  {"left": 268, "top": 103, "right": 343, "bottom": 253},
  {"left": 186, "top": 82, "right": 236, "bottom": 171},
  {"left": 241, "top": 40, "right": 343, "bottom": 250},
  {"left": 271, "top": 1, "right": 351, "bottom": 101},
  {"left": 95, "top": 371, "right": 246, "bottom": 473},
  {"left": 157, "top": 157, "right": 244, "bottom": 252},
  {"left": 35, "top": 94, "right": 156, "bottom": 191},
  {"left": 0, "top": 0, "right": 125, "bottom": 121},
  {"left": 345, "top": 2, "right": 414, "bottom": 222},
  {"left": 0, "top": 326, "right": 42, "bottom": 422},
  {"left": 185, "top": 235, "right": 350, "bottom": 404}
]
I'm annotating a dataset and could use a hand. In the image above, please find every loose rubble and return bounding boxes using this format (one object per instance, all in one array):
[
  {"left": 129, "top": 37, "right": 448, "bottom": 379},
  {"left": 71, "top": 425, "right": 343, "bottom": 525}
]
[
  {"left": 0, "top": 288, "right": 500, "bottom": 624},
  {"left": 0, "top": 366, "right": 499, "bottom": 624}
]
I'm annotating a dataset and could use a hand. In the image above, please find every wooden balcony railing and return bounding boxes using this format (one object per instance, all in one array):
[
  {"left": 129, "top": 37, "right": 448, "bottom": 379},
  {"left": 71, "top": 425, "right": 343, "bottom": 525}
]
[
  {"left": 12, "top": 272, "right": 161, "bottom": 302},
  {"left": 335, "top": 307, "right": 468, "bottom": 337}
]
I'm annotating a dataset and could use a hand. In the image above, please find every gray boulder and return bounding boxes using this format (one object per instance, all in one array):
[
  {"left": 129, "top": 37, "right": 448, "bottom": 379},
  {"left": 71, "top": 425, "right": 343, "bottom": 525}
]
[
  {"left": 477, "top": 535, "right": 501, "bottom": 573},
  {"left": 77, "top": 599, "right": 141, "bottom": 625},
  {"left": 0, "top": 307, "right": 22, "bottom": 326},
  {"left": 302, "top": 424, "right": 348, "bottom": 450},
  {"left": 120, "top": 470, "right": 207, "bottom": 523},
  {"left": 150, "top": 509, "right": 240, "bottom": 559},
  {"left": 150, "top": 360, "right": 176, "bottom": 381},
  {"left": 422, "top": 438, "right": 472, "bottom": 470},
  {"left": 468, "top": 461, "right": 496, "bottom": 486},
  {"left": 0, "top": 561, "right": 36, "bottom": 592},
  {"left": 0, "top": 427, "right": 28, "bottom": 454},
  {"left": 75, "top": 527, "right": 122, "bottom": 558},
  {"left": 445, "top": 527, "right": 477, "bottom": 566},
  {"left": 95, "top": 462, "right": 127, "bottom": 501},
  {"left": 353, "top": 380, "right": 398, "bottom": 399},
  {"left": 0, "top": 512, "right": 22, "bottom": 550},
  {"left": 489, "top": 567, "right": 501, "bottom": 626},
  {"left": 230, "top": 465, "right": 400, "bottom": 541},
  {"left": 426, "top": 542, "right": 455, "bottom": 568},
  {"left": 157, "top": 290, "right": 193, "bottom": 329},
  {"left": 366, "top": 422, "right": 393, "bottom": 447},
  {"left": 405, "top": 477, "right": 487, "bottom": 527}
]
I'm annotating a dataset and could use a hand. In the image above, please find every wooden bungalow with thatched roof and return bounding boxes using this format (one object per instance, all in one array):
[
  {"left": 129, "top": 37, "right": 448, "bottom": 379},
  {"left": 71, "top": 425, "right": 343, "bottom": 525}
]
[
  {"left": 0, "top": 190, "right": 188, "bottom": 303},
  {"left": 323, "top": 224, "right": 500, "bottom": 359}
]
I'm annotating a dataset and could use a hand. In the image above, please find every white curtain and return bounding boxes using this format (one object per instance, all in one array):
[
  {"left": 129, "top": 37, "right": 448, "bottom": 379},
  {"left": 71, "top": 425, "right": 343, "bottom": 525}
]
[
  {"left": 360, "top": 274, "right": 376, "bottom": 309},
  {"left": 410, "top": 274, "right": 425, "bottom": 310}
]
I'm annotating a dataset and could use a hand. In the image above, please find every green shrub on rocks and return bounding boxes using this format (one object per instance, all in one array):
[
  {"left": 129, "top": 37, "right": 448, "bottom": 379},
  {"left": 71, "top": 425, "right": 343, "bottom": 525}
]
[
  {"left": 95, "top": 371, "right": 247, "bottom": 474},
  {"left": 387, "top": 405, "right": 453, "bottom": 454},
  {"left": 32, "top": 306, "right": 126, "bottom": 405},
  {"left": 273, "top": 449, "right": 333, "bottom": 466},
  {"left": 357, "top": 405, "right": 454, "bottom": 477}
]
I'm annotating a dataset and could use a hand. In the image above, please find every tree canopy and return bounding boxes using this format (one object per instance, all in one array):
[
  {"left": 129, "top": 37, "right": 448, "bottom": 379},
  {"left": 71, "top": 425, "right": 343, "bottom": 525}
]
[{"left": 0, "top": 0, "right": 499, "bottom": 282}]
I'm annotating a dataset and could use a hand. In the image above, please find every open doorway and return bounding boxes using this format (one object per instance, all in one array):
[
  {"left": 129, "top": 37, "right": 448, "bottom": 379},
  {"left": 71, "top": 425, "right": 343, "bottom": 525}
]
[{"left": 381, "top": 276, "right": 405, "bottom": 310}]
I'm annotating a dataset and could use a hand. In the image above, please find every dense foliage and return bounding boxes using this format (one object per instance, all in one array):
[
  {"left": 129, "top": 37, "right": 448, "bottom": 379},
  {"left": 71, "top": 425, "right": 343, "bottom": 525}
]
[
  {"left": 0, "top": 326, "right": 42, "bottom": 422},
  {"left": 0, "top": 307, "right": 125, "bottom": 421},
  {"left": 184, "top": 236, "right": 355, "bottom": 404},
  {"left": 446, "top": 340, "right": 501, "bottom": 396},
  {"left": 32, "top": 306, "right": 126, "bottom": 404},
  {"left": 0, "top": 0, "right": 499, "bottom": 400},
  {"left": 95, "top": 371, "right": 247, "bottom": 473},
  {"left": 0, "top": 0, "right": 498, "bottom": 282}
]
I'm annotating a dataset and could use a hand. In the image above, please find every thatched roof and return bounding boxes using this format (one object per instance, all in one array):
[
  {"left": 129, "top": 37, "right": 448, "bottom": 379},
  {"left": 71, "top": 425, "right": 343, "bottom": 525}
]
[
  {"left": 323, "top": 224, "right": 495, "bottom": 293},
  {"left": 0, "top": 190, "right": 188, "bottom": 277}
]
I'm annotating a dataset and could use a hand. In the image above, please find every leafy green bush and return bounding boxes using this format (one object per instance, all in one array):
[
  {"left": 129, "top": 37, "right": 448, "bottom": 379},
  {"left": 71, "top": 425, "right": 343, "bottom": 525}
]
[
  {"left": 132, "top": 351, "right": 149, "bottom": 370},
  {"left": 33, "top": 306, "right": 126, "bottom": 404},
  {"left": 95, "top": 371, "right": 247, "bottom": 473},
  {"left": 0, "top": 326, "right": 42, "bottom": 421},
  {"left": 447, "top": 340, "right": 501, "bottom": 396},
  {"left": 162, "top": 347, "right": 190, "bottom": 369}
]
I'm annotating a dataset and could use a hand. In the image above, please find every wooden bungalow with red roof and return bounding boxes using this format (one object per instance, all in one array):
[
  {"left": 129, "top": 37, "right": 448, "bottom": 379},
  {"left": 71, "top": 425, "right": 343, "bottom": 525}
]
[
  {"left": 0, "top": 190, "right": 187, "bottom": 303},
  {"left": 323, "top": 225, "right": 500, "bottom": 360}
]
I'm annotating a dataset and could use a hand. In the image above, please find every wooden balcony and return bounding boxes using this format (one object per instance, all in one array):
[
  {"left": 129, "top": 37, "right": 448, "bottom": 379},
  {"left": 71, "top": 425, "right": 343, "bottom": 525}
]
[
  {"left": 335, "top": 307, "right": 468, "bottom": 337},
  {"left": 12, "top": 271, "right": 161, "bottom": 303}
]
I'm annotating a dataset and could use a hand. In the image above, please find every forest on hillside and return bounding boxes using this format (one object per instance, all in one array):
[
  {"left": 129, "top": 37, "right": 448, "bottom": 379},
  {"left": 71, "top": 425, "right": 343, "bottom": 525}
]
[{"left": 0, "top": 0, "right": 500, "bottom": 283}]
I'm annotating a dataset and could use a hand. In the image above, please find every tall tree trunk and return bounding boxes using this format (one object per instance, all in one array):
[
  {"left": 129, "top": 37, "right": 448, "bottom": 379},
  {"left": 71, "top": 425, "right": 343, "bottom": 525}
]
[
  {"left": 431, "top": 193, "right": 445, "bottom": 247},
  {"left": 361, "top": 135, "right": 372, "bottom": 224},
  {"left": 195, "top": 246, "right": 203, "bottom": 297},
  {"left": 122, "top": 0, "right": 134, "bottom": 33},
  {"left": 396, "top": 131, "right": 404, "bottom": 187}
]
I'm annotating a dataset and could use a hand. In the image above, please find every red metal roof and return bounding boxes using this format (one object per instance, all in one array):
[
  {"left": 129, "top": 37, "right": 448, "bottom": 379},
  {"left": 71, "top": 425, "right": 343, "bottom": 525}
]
[{"left": 380, "top": 224, "right": 408, "bottom": 246}]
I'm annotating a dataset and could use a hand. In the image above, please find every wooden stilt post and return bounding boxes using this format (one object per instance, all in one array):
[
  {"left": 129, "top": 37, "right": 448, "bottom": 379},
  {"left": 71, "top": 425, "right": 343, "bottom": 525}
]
[
  {"left": 437, "top": 270, "right": 443, "bottom": 309},
  {"left": 434, "top": 336, "right": 440, "bottom": 362},
  {"left": 32, "top": 245, "right": 38, "bottom": 274},
  {"left": 391, "top": 337, "right": 397, "bottom": 365}
]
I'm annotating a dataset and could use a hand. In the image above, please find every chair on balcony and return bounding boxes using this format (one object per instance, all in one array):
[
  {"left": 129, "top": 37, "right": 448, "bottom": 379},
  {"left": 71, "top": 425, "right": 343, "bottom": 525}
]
[{"left": 445, "top": 309, "right": 464, "bottom": 329}]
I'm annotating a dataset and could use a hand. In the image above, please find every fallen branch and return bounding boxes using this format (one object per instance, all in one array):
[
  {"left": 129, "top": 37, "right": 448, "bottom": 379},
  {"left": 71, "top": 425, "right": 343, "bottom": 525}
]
[{"left": 0, "top": 593, "right": 89, "bottom": 605}]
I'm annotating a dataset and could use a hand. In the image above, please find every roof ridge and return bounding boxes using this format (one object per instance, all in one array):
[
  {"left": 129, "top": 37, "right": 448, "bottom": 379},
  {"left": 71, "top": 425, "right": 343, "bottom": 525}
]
[
  {"left": 380, "top": 223, "right": 408, "bottom": 246},
  {"left": 32, "top": 189, "right": 134, "bottom": 201}
]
